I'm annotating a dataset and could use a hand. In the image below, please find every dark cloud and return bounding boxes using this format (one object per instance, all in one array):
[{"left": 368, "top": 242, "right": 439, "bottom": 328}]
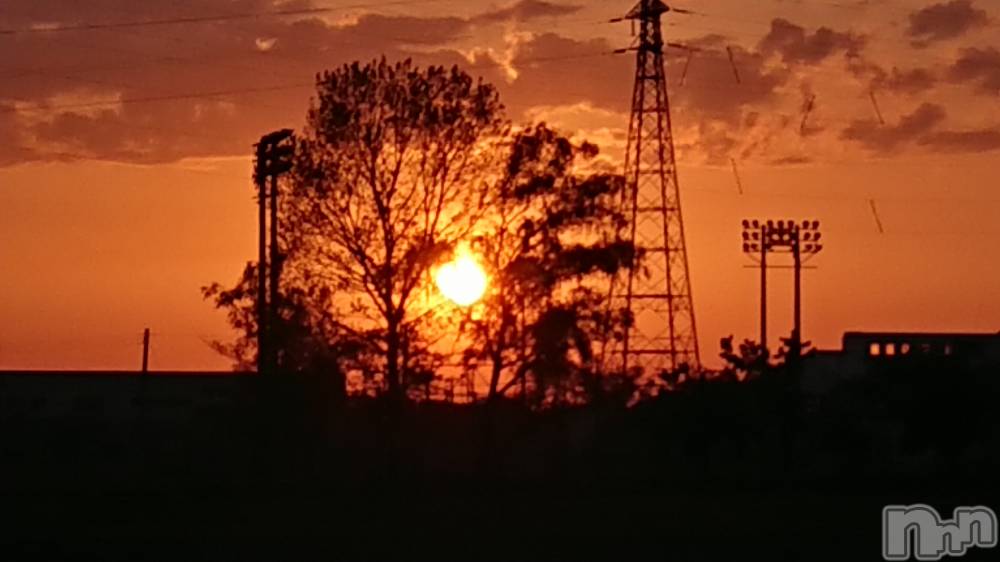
[
  {"left": 880, "top": 67, "right": 938, "bottom": 94},
  {"left": 26, "top": 101, "right": 274, "bottom": 164},
  {"left": 918, "top": 128, "right": 1000, "bottom": 152},
  {"left": 509, "top": 19, "right": 867, "bottom": 165},
  {"left": 0, "top": 1, "right": 509, "bottom": 166},
  {"left": 0, "top": 1, "right": 606, "bottom": 166},
  {"left": 907, "top": 0, "right": 989, "bottom": 46},
  {"left": 678, "top": 122, "right": 739, "bottom": 166},
  {"left": 841, "top": 103, "right": 947, "bottom": 153},
  {"left": 1, "top": 0, "right": 261, "bottom": 26},
  {"left": 758, "top": 18, "right": 865, "bottom": 64},
  {"left": 502, "top": 33, "right": 631, "bottom": 113},
  {"left": 343, "top": 13, "right": 471, "bottom": 45},
  {"left": 6, "top": 2, "right": 986, "bottom": 166},
  {"left": 769, "top": 155, "right": 813, "bottom": 166},
  {"left": 948, "top": 46, "right": 1000, "bottom": 94},
  {"left": 846, "top": 53, "right": 938, "bottom": 96},
  {"left": 496, "top": 29, "right": 795, "bottom": 165},
  {"left": 0, "top": 104, "right": 32, "bottom": 165},
  {"left": 667, "top": 42, "right": 789, "bottom": 125},
  {"left": 856, "top": 62, "right": 938, "bottom": 95},
  {"left": 666, "top": 42, "right": 792, "bottom": 164},
  {"left": 836, "top": 64, "right": 1000, "bottom": 155},
  {"left": 474, "top": 1, "right": 580, "bottom": 23}
]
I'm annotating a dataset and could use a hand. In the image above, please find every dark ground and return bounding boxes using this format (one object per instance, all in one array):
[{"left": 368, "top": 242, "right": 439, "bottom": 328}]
[{"left": 1, "top": 363, "right": 998, "bottom": 561}]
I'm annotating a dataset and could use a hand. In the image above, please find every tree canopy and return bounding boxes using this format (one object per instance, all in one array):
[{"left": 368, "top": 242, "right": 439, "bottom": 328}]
[{"left": 206, "top": 58, "right": 634, "bottom": 405}]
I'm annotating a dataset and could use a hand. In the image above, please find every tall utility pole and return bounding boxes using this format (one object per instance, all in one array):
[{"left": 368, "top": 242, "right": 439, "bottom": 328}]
[
  {"left": 609, "top": 0, "right": 700, "bottom": 375},
  {"left": 759, "top": 230, "right": 768, "bottom": 349},
  {"left": 253, "top": 129, "right": 295, "bottom": 375},
  {"left": 141, "top": 328, "right": 150, "bottom": 374},
  {"left": 741, "top": 219, "right": 824, "bottom": 358},
  {"left": 268, "top": 158, "right": 282, "bottom": 370},
  {"left": 256, "top": 142, "right": 268, "bottom": 375}
]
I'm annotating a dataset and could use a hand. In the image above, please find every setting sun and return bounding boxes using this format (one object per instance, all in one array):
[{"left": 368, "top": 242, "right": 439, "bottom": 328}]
[{"left": 435, "top": 246, "right": 488, "bottom": 307}]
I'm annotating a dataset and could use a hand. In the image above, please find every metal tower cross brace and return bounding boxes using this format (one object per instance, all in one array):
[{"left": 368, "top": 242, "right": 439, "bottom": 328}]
[{"left": 611, "top": 0, "right": 700, "bottom": 376}]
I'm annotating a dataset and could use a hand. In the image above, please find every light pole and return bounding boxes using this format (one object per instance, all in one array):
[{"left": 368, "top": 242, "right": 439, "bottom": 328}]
[
  {"left": 742, "top": 219, "right": 824, "bottom": 358},
  {"left": 253, "top": 129, "right": 295, "bottom": 375}
]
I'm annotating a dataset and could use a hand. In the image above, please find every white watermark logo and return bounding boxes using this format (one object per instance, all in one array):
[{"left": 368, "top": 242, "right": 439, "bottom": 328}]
[{"left": 883, "top": 504, "right": 997, "bottom": 561}]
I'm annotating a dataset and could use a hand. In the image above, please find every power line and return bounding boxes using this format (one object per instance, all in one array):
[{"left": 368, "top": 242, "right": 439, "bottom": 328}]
[
  {"left": 6, "top": 83, "right": 313, "bottom": 114},
  {"left": 687, "top": 182, "right": 1000, "bottom": 206},
  {"left": 0, "top": 0, "right": 458, "bottom": 36},
  {"left": 4, "top": 4, "right": 996, "bottom": 169},
  {"left": 4, "top": 50, "right": 616, "bottom": 115},
  {"left": 686, "top": 0, "right": 1000, "bottom": 31},
  {"left": 2, "top": 3, "right": 985, "bottom": 111},
  {"left": 664, "top": 12, "right": 998, "bottom": 72}
]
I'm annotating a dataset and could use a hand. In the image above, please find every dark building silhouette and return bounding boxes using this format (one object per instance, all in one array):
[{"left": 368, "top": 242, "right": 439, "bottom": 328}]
[
  {"left": 0, "top": 371, "right": 250, "bottom": 422},
  {"left": 801, "top": 331, "right": 1000, "bottom": 395}
]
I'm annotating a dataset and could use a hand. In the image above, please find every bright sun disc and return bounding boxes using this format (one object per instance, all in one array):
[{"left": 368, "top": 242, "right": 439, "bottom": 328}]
[{"left": 435, "top": 247, "right": 488, "bottom": 307}]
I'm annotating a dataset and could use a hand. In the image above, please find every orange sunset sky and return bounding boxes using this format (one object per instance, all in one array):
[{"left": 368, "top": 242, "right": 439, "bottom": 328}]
[{"left": 1, "top": 0, "right": 999, "bottom": 370}]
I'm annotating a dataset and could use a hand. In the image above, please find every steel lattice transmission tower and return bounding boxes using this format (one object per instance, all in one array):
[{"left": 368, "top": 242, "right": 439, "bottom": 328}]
[{"left": 610, "top": 0, "right": 699, "bottom": 375}]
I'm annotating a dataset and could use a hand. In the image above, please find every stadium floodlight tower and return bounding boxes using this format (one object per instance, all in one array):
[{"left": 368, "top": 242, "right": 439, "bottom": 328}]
[{"left": 741, "top": 219, "right": 824, "bottom": 358}]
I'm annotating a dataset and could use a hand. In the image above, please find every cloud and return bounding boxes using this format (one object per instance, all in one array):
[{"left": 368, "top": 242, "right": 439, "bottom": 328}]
[
  {"left": 524, "top": 102, "right": 626, "bottom": 132},
  {"left": 880, "top": 67, "right": 938, "bottom": 94},
  {"left": 497, "top": 30, "right": 797, "bottom": 165},
  {"left": 846, "top": 52, "right": 939, "bottom": 96},
  {"left": 672, "top": 38, "right": 790, "bottom": 123},
  {"left": 918, "top": 128, "right": 1000, "bottom": 152},
  {"left": 0, "top": 104, "right": 33, "bottom": 165},
  {"left": 26, "top": 101, "right": 266, "bottom": 164},
  {"left": 474, "top": 1, "right": 581, "bottom": 23},
  {"left": 6, "top": 3, "right": 991, "bottom": 166},
  {"left": 522, "top": 102, "right": 628, "bottom": 163},
  {"left": 769, "top": 155, "right": 813, "bottom": 166},
  {"left": 255, "top": 37, "right": 278, "bottom": 52},
  {"left": 947, "top": 46, "right": 1000, "bottom": 94},
  {"left": 907, "top": 0, "right": 989, "bottom": 46},
  {"left": 758, "top": 18, "right": 865, "bottom": 64},
  {"left": 838, "top": 81, "right": 1000, "bottom": 155},
  {"left": 501, "top": 33, "right": 630, "bottom": 112},
  {"left": 841, "top": 103, "right": 947, "bottom": 153},
  {"left": 0, "top": 1, "right": 604, "bottom": 166},
  {"left": 340, "top": 13, "right": 471, "bottom": 45},
  {"left": 503, "top": 19, "right": 868, "bottom": 166},
  {"left": 0, "top": 1, "right": 510, "bottom": 166}
]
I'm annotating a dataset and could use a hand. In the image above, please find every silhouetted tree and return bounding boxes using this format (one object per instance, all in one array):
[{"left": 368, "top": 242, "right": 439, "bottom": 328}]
[
  {"left": 202, "top": 262, "right": 365, "bottom": 396},
  {"left": 207, "top": 58, "right": 507, "bottom": 403},
  {"left": 719, "top": 336, "right": 771, "bottom": 381},
  {"left": 458, "top": 125, "right": 634, "bottom": 406},
  {"left": 208, "top": 60, "right": 636, "bottom": 405},
  {"left": 776, "top": 329, "right": 812, "bottom": 365}
]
